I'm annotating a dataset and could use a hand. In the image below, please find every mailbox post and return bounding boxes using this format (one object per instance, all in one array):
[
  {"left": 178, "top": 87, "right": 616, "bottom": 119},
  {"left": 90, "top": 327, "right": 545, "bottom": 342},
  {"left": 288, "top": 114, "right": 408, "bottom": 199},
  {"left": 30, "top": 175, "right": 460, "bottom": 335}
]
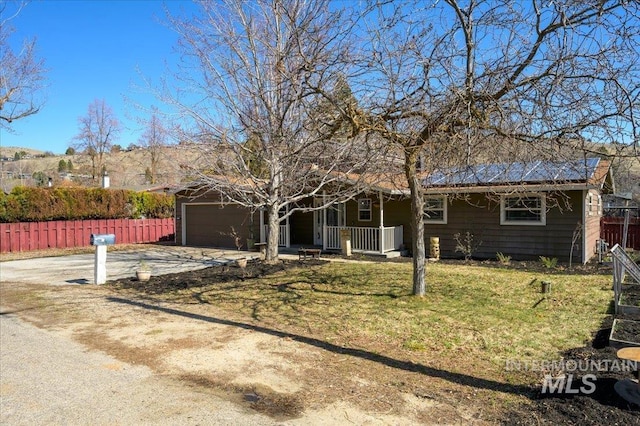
[{"left": 90, "top": 234, "right": 115, "bottom": 284}]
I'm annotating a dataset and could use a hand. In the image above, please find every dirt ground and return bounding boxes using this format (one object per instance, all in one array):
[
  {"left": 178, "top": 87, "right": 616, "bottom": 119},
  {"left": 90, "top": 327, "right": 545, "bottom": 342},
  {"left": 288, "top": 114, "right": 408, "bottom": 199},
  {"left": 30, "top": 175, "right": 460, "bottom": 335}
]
[
  {"left": 1, "top": 255, "right": 639, "bottom": 424},
  {"left": 1, "top": 265, "right": 487, "bottom": 424}
]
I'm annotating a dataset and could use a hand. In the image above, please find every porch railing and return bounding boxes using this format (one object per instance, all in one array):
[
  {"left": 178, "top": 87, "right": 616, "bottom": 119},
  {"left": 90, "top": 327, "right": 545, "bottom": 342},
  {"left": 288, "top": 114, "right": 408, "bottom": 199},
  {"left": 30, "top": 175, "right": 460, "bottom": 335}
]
[
  {"left": 261, "top": 224, "right": 289, "bottom": 247},
  {"left": 325, "top": 225, "right": 403, "bottom": 253}
]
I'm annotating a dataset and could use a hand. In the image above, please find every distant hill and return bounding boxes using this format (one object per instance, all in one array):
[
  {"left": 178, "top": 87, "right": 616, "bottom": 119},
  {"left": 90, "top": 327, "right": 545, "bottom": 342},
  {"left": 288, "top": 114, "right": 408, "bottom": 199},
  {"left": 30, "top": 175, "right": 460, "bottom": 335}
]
[
  {"left": 0, "top": 146, "right": 47, "bottom": 158},
  {"left": 0, "top": 145, "right": 204, "bottom": 193}
]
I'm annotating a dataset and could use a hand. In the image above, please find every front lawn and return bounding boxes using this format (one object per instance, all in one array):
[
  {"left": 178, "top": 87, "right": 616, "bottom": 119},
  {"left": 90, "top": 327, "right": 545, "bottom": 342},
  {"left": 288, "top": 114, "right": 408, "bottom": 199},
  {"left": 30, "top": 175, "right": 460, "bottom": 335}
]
[{"left": 118, "top": 259, "right": 613, "bottom": 386}]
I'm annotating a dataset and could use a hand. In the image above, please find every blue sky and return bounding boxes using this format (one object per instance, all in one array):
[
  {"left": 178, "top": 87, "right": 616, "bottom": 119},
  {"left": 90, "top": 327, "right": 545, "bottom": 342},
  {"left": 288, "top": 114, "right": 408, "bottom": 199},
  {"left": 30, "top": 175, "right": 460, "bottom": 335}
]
[{"left": 2, "top": 0, "right": 193, "bottom": 154}]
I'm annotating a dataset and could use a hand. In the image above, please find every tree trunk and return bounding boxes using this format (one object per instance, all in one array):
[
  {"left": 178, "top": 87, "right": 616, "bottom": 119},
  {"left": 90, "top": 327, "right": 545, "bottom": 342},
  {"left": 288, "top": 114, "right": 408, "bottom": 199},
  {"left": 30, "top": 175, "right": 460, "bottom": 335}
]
[
  {"left": 150, "top": 152, "right": 159, "bottom": 184},
  {"left": 90, "top": 155, "right": 97, "bottom": 180},
  {"left": 405, "top": 148, "right": 426, "bottom": 296},
  {"left": 265, "top": 203, "right": 280, "bottom": 264}
]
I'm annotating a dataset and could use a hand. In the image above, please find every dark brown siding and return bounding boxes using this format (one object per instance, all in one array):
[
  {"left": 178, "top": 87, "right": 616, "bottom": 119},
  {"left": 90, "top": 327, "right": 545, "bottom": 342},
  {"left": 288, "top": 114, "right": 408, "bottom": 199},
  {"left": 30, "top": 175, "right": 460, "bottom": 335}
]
[
  {"left": 424, "top": 192, "right": 585, "bottom": 262},
  {"left": 345, "top": 196, "right": 379, "bottom": 226},
  {"left": 379, "top": 198, "right": 412, "bottom": 248},
  {"left": 346, "top": 195, "right": 410, "bottom": 228},
  {"left": 344, "top": 195, "right": 412, "bottom": 247},
  {"left": 341, "top": 191, "right": 591, "bottom": 261},
  {"left": 176, "top": 188, "right": 593, "bottom": 262}
]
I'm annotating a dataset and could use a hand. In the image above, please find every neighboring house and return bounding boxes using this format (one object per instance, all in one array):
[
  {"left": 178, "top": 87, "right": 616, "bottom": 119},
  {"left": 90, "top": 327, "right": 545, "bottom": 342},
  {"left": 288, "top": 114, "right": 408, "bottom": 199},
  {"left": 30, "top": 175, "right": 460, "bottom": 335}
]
[{"left": 175, "top": 157, "right": 613, "bottom": 263}]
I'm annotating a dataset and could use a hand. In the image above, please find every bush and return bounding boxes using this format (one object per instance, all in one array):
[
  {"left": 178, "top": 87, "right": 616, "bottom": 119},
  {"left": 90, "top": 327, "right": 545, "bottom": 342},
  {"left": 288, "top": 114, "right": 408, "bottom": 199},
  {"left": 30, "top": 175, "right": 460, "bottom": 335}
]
[
  {"left": 128, "top": 191, "right": 174, "bottom": 219},
  {"left": 539, "top": 256, "right": 558, "bottom": 269},
  {"left": 0, "top": 187, "right": 174, "bottom": 222}
]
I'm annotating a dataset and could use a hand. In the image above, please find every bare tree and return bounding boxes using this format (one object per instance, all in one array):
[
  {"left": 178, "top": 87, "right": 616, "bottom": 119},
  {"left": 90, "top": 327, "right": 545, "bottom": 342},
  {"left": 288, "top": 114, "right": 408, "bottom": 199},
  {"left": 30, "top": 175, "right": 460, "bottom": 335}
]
[
  {"left": 164, "top": 0, "right": 384, "bottom": 263},
  {"left": 353, "top": 1, "right": 639, "bottom": 295},
  {"left": 74, "top": 99, "right": 121, "bottom": 180},
  {"left": 0, "top": 1, "right": 47, "bottom": 129},
  {"left": 138, "top": 111, "right": 169, "bottom": 184}
]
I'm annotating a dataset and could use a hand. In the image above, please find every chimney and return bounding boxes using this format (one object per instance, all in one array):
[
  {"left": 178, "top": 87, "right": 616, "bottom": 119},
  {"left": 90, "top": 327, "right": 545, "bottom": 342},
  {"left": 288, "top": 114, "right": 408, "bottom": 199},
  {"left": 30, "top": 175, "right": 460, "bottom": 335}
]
[{"left": 102, "top": 170, "right": 110, "bottom": 188}]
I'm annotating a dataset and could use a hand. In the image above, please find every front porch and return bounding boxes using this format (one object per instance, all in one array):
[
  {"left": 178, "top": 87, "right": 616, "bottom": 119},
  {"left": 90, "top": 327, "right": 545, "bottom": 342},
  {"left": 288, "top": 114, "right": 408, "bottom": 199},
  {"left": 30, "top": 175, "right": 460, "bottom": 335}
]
[
  {"left": 260, "top": 224, "right": 404, "bottom": 256},
  {"left": 257, "top": 192, "right": 406, "bottom": 257},
  {"left": 324, "top": 225, "right": 404, "bottom": 255}
]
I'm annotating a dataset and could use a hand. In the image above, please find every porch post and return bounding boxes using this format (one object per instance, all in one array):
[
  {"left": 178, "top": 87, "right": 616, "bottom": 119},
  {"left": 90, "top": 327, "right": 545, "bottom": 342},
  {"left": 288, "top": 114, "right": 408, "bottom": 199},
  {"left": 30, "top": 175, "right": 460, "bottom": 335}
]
[
  {"left": 379, "top": 191, "right": 384, "bottom": 253},
  {"left": 285, "top": 206, "right": 290, "bottom": 248},
  {"left": 322, "top": 191, "right": 327, "bottom": 251},
  {"left": 259, "top": 208, "right": 265, "bottom": 243}
]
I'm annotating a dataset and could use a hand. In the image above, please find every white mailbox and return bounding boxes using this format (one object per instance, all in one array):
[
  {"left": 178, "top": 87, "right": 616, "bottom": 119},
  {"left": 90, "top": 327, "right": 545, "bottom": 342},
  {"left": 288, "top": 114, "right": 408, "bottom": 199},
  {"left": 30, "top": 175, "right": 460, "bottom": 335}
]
[{"left": 91, "top": 234, "right": 115, "bottom": 284}]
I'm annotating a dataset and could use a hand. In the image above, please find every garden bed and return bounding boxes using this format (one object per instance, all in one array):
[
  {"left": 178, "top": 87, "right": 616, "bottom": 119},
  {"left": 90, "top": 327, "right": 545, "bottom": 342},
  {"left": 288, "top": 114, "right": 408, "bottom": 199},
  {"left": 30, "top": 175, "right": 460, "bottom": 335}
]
[
  {"left": 609, "top": 319, "right": 640, "bottom": 348},
  {"left": 617, "top": 284, "right": 640, "bottom": 315}
]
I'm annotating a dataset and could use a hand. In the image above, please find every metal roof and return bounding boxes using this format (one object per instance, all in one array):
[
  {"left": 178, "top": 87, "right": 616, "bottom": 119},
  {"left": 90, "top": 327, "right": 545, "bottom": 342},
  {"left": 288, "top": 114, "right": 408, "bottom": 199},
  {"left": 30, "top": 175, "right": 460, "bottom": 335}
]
[{"left": 423, "top": 158, "right": 602, "bottom": 187}]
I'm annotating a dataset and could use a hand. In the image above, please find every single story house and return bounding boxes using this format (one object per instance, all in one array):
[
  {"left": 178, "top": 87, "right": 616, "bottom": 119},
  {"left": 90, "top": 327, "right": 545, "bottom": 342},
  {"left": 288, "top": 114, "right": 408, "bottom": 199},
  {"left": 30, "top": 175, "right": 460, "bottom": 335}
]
[{"left": 174, "top": 157, "right": 614, "bottom": 263}]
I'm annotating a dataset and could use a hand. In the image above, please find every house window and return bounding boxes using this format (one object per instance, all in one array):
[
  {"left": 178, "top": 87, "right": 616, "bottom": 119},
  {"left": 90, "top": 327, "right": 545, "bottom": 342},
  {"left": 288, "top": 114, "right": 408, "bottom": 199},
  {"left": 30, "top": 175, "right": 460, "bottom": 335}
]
[
  {"left": 500, "top": 194, "right": 546, "bottom": 226},
  {"left": 424, "top": 196, "right": 447, "bottom": 224},
  {"left": 358, "top": 198, "right": 372, "bottom": 221}
]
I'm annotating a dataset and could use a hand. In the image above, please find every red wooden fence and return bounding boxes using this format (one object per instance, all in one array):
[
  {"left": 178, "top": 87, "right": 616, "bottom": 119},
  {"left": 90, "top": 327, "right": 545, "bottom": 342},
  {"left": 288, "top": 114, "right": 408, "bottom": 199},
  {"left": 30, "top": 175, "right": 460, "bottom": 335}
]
[
  {"left": 601, "top": 217, "right": 640, "bottom": 250},
  {"left": 0, "top": 218, "right": 175, "bottom": 254}
]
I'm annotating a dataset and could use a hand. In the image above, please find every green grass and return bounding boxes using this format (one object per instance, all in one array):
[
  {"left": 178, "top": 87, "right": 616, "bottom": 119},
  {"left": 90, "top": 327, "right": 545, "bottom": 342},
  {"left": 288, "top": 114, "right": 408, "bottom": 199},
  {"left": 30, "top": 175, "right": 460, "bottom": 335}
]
[{"left": 164, "top": 261, "right": 613, "bottom": 384}]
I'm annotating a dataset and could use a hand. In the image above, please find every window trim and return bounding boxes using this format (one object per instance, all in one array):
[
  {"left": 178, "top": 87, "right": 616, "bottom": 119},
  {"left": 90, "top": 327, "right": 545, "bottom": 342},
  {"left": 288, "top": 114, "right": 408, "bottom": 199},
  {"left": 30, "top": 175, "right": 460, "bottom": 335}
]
[
  {"left": 586, "top": 192, "right": 602, "bottom": 217},
  {"left": 358, "top": 198, "right": 372, "bottom": 222},
  {"left": 597, "top": 194, "right": 603, "bottom": 215},
  {"left": 423, "top": 195, "right": 448, "bottom": 224},
  {"left": 500, "top": 194, "right": 546, "bottom": 226}
]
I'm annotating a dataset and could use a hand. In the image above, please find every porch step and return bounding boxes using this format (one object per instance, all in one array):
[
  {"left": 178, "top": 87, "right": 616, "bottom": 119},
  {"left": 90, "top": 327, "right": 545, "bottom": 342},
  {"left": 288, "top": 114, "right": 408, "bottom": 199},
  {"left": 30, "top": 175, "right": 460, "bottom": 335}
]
[
  {"left": 381, "top": 250, "right": 403, "bottom": 259},
  {"left": 352, "top": 250, "right": 404, "bottom": 259}
]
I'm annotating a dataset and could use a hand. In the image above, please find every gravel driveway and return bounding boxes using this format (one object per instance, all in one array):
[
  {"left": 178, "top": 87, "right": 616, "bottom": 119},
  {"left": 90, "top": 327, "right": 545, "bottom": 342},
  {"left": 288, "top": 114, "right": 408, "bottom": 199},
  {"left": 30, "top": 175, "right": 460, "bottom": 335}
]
[
  {"left": 0, "top": 313, "right": 275, "bottom": 425},
  {"left": 0, "top": 247, "right": 259, "bottom": 286}
]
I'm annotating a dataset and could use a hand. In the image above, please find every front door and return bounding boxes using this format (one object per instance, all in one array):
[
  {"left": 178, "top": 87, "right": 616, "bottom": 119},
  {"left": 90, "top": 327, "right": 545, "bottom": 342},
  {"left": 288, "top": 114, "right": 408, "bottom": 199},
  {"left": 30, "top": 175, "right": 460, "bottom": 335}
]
[{"left": 313, "top": 199, "right": 345, "bottom": 245}]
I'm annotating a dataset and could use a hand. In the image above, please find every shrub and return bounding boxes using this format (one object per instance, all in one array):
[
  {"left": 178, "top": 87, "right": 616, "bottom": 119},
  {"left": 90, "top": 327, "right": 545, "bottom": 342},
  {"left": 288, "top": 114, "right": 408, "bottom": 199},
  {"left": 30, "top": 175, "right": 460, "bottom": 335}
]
[
  {"left": 496, "top": 252, "right": 511, "bottom": 265},
  {"left": 128, "top": 191, "right": 174, "bottom": 219},
  {"left": 0, "top": 187, "right": 174, "bottom": 222},
  {"left": 454, "top": 231, "right": 482, "bottom": 261}
]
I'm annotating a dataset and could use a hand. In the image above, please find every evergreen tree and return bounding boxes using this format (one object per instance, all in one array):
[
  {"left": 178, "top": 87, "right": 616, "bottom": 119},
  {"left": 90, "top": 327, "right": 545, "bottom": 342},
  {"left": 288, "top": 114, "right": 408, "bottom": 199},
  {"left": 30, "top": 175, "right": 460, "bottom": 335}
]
[{"left": 32, "top": 171, "right": 47, "bottom": 186}]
